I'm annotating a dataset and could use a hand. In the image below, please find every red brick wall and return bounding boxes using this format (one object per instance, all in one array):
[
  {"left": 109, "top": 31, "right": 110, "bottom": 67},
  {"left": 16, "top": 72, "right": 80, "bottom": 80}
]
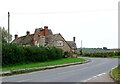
[{"left": 40, "top": 29, "right": 45, "bottom": 36}]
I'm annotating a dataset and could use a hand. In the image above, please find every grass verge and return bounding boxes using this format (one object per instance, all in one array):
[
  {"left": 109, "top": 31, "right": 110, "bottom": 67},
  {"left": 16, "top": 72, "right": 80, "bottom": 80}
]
[
  {"left": 2, "top": 58, "right": 85, "bottom": 71},
  {"left": 112, "top": 65, "right": 120, "bottom": 80},
  {"left": 111, "top": 56, "right": 120, "bottom": 58}
]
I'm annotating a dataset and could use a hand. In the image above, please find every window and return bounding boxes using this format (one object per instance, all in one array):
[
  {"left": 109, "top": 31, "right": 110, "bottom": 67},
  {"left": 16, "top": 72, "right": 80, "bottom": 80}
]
[
  {"left": 34, "top": 41, "right": 39, "bottom": 47},
  {"left": 57, "top": 41, "right": 63, "bottom": 47}
]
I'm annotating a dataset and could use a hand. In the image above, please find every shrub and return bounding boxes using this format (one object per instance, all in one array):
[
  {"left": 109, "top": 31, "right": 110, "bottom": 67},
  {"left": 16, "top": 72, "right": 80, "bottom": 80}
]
[{"left": 83, "top": 51, "right": 120, "bottom": 57}]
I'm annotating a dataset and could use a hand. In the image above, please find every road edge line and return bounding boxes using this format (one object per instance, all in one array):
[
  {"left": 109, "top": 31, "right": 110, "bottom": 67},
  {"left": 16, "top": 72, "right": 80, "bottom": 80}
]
[{"left": 82, "top": 73, "right": 106, "bottom": 82}]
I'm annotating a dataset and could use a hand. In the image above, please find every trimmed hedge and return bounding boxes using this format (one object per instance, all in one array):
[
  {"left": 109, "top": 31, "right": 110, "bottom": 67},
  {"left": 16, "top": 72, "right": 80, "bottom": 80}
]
[
  {"left": 2, "top": 44, "right": 63, "bottom": 66},
  {"left": 83, "top": 52, "right": 120, "bottom": 57}
]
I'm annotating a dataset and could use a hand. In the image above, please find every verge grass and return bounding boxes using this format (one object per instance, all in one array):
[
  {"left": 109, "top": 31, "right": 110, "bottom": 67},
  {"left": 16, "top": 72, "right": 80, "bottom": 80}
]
[
  {"left": 112, "top": 65, "right": 120, "bottom": 80},
  {"left": 111, "top": 56, "right": 120, "bottom": 58},
  {"left": 2, "top": 58, "right": 85, "bottom": 71}
]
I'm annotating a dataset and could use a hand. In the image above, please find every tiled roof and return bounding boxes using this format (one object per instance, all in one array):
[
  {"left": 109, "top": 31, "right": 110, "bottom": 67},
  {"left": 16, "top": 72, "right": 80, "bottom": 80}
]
[
  {"left": 35, "top": 28, "right": 43, "bottom": 34},
  {"left": 12, "top": 34, "right": 34, "bottom": 45},
  {"left": 22, "top": 34, "right": 34, "bottom": 45},
  {"left": 45, "top": 34, "right": 59, "bottom": 45},
  {"left": 67, "top": 41, "right": 77, "bottom": 50},
  {"left": 48, "top": 29, "right": 53, "bottom": 35},
  {"left": 12, "top": 33, "right": 77, "bottom": 50}
]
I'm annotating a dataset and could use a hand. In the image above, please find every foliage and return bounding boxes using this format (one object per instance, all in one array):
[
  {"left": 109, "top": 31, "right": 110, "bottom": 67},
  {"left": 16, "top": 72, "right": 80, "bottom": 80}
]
[
  {"left": 103, "top": 47, "right": 107, "bottom": 50},
  {"left": 83, "top": 52, "right": 120, "bottom": 58},
  {"left": 112, "top": 65, "right": 120, "bottom": 80},
  {"left": 2, "top": 44, "right": 63, "bottom": 66},
  {"left": 0, "top": 27, "right": 12, "bottom": 43}
]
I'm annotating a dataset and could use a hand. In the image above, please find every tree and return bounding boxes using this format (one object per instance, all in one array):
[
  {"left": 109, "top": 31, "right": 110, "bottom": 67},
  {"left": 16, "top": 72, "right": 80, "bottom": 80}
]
[
  {"left": 103, "top": 47, "right": 107, "bottom": 50},
  {"left": 0, "top": 27, "right": 12, "bottom": 43},
  {"left": 79, "top": 49, "right": 83, "bottom": 55}
]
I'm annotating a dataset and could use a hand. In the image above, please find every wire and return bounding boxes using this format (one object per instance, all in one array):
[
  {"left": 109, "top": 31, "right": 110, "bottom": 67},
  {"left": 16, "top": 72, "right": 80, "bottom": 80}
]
[{"left": 11, "top": 9, "right": 117, "bottom": 15}]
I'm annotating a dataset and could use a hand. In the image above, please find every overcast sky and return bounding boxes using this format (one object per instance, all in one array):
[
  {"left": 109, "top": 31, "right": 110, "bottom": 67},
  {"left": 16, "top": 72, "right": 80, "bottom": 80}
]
[{"left": 0, "top": 0, "right": 119, "bottom": 49}]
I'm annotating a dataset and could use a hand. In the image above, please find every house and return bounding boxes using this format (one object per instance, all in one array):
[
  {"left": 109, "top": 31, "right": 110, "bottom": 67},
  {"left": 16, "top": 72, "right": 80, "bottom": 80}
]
[{"left": 12, "top": 26, "right": 77, "bottom": 52}]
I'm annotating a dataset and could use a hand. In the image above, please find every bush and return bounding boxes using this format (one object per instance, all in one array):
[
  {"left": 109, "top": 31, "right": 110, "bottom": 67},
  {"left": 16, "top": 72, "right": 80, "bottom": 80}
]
[
  {"left": 83, "top": 51, "right": 120, "bottom": 57},
  {"left": 2, "top": 44, "right": 63, "bottom": 66},
  {"left": 2, "top": 44, "right": 25, "bottom": 66}
]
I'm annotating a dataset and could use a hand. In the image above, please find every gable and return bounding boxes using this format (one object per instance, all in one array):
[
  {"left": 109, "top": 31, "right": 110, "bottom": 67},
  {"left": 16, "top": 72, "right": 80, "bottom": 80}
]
[{"left": 45, "top": 33, "right": 72, "bottom": 52}]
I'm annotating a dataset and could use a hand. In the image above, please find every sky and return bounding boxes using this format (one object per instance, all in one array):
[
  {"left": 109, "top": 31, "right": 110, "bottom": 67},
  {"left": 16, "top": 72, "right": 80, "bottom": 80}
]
[{"left": 0, "top": 0, "right": 119, "bottom": 49}]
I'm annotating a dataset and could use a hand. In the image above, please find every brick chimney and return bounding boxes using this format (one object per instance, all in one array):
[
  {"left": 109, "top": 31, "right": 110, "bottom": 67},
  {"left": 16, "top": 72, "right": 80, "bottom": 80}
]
[
  {"left": 40, "top": 29, "right": 45, "bottom": 36},
  {"left": 73, "top": 37, "right": 75, "bottom": 42},
  {"left": 44, "top": 26, "right": 49, "bottom": 36},
  {"left": 26, "top": 31, "right": 30, "bottom": 35},
  {"left": 15, "top": 34, "right": 18, "bottom": 39}
]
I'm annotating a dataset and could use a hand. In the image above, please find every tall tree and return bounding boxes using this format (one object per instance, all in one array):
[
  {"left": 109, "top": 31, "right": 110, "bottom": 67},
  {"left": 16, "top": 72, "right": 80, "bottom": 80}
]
[{"left": 0, "top": 27, "right": 12, "bottom": 43}]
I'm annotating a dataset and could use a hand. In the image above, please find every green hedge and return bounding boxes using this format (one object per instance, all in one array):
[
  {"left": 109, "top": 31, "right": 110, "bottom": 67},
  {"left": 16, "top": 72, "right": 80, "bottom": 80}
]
[
  {"left": 83, "top": 52, "right": 120, "bottom": 57},
  {"left": 2, "top": 44, "right": 63, "bottom": 66}
]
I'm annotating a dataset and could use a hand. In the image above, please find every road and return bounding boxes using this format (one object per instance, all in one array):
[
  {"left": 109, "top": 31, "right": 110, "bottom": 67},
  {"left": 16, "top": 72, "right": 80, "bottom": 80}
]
[{"left": 2, "top": 58, "right": 118, "bottom": 82}]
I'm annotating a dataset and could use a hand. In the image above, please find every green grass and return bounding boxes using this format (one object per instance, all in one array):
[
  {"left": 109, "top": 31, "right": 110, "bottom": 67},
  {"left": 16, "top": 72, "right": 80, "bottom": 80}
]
[
  {"left": 2, "top": 58, "right": 86, "bottom": 71},
  {"left": 112, "top": 65, "right": 120, "bottom": 80},
  {"left": 111, "top": 56, "right": 120, "bottom": 58}
]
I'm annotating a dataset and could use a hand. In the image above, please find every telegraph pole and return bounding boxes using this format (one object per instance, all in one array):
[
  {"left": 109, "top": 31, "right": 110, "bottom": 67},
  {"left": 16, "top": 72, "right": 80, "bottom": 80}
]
[
  {"left": 8, "top": 12, "right": 10, "bottom": 43},
  {"left": 80, "top": 40, "right": 83, "bottom": 55},
  {"left": 81, "top": 40, "right": 82, "bottom": 49}
]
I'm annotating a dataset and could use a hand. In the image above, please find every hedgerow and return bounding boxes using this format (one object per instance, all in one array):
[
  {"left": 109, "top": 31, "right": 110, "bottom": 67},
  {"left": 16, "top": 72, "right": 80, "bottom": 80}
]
[
  {"left": 2, "top": 44, "right": 63, "bottom": 66},
  {"left": 83, "top": 52, "right": 120, "bottom": 57}
]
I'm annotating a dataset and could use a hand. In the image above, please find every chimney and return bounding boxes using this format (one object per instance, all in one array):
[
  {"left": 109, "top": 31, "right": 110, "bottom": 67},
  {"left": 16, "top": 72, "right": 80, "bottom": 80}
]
[
  {"left": 44, "top": 26, "right": 48, "bottom": 29},
  {"left": 44, "top": 26, "right": 49, "bottom": 36},
  {"left": 73, "top": 37, "right": 75, "bottom": 42},
  {"left": 26, "top": 31, "right": 30, "bottom": 35},
  {"left": 40, "top": 29, "right": 45, "bottom": 36},
  {"left": 15, "top": 34, "right": 18, "bottom": 39}
]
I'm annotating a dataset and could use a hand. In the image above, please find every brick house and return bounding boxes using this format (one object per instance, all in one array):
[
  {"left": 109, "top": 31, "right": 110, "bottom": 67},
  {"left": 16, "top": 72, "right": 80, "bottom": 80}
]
[{"left": 12, "top": 26, "right": 77, "bottom": 52}]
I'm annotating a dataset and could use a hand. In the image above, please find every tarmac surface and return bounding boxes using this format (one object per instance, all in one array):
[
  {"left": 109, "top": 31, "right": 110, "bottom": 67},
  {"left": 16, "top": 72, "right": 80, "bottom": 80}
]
[{"left": 1, "top": 58, "right": 118, "bottom": 82}]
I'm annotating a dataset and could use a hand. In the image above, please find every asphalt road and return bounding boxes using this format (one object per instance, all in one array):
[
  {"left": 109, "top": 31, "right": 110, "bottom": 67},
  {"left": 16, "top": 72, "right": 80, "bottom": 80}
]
[{"left": 2, "top": 58, "right": 118, "bottom": 82}]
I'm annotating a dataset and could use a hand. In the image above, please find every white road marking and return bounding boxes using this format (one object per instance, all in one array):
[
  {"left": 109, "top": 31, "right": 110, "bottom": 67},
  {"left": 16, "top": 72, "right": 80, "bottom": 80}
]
[
  {"left": 59, "top": 66, "right": 89, "bottom": 74},
  {"left": 16, "top": 79, "right": 30, "bottom": 82},
  {"left": 111, "top": 66, "right": 118, "bottom": 70},
  {"left": 82, "top": 73, "right": 106, "bottom": 82}
]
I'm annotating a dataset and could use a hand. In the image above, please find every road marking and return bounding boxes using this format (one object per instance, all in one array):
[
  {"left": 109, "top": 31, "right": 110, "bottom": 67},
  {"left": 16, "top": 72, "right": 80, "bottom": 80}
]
[
  {"left": 16, "top": 79, "right": 30, "bottom": 82},
  {"left": 59, "top": 66, "right": 89, "bottom": 74},
  {"left": 82, "top": 73, "right": 106, "bottom": 82},
  {"left": 111, "top": 66, "right": 118, "bottom": 70}
]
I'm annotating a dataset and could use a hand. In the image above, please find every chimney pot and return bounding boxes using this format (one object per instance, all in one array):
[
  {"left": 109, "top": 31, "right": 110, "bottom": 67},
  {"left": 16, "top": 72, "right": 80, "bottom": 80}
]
[
  {"left": 15, "top": 34, "right": 18, "bottom": 39},
  {"left": 44, "top": 26, "right": 48, "bottom": 29},
  {"left": 73, "top": 37, "right": 75, "bottom": 42},
  {"left": 26, "top": 31, "right": 30, "bottom": 35},
  {"left": 44, "top": 26, "right": 49, "bottom": 36}
]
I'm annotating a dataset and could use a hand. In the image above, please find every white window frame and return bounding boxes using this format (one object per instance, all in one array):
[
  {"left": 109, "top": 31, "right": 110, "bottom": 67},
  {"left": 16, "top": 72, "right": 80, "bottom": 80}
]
[{"left": 56, "top": 41, "right": 63, "bottom": 47}]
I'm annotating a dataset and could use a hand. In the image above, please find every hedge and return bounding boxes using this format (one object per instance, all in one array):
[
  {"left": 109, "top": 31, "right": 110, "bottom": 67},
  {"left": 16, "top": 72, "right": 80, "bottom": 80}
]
[
  {"left": 83, "top": 52, "right": 120, "bottom": 57},
  {"left": 2, "top": 44, "right": 63, "bottom": 66}
]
